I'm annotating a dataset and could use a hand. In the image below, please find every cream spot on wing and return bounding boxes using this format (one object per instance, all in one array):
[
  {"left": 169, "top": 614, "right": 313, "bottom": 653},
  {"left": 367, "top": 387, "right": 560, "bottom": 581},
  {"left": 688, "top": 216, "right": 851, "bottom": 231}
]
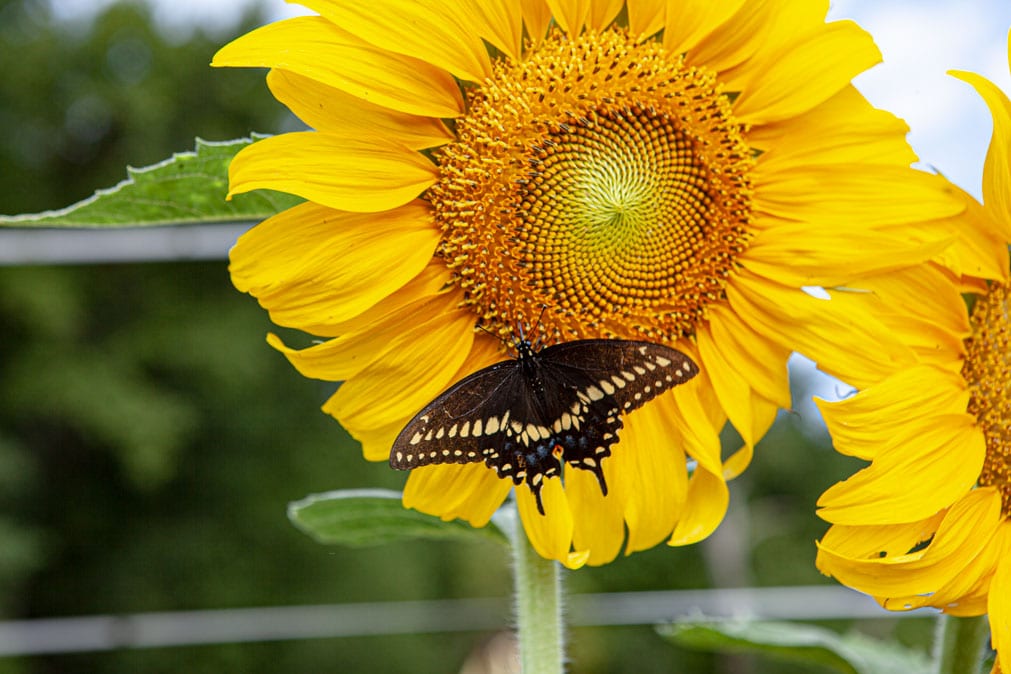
[
  {"left": 621, "top": 371, "right": 635, "bottom": 381},
  {"left": 599, "top": 379, "right": 616, "bottom": 395},
  {"left": 655, "top": 356, "right": 671, "bottom": 367},
  {"left": 424, "top": 429, "right": 434, "bottom": 441},
  {"left": 448, "top": 423, "right": 458, "bottom": 438},
  {"left": 485, "top": 416, "right": 500, "bottom": 434},
  {"left": 586, "top": 385, "right": 604, "bottom": 401},
  {"left": 410, "top": 432, "right": 422, "bottom": 445},
  {"left": 611, "top": 374, "right": 626, "bottom": 388},
  {"left": 460, "top": 420, "right": 470, "bottom": 438},
  {"left": 472, "top": 419, "right": 483, "bottom": 436},
  {"left": 435, "top": 427, "right": 445, "bottom": 439},
  {"left": 633, "top": 365, "right": 647, "bottom": 375}
]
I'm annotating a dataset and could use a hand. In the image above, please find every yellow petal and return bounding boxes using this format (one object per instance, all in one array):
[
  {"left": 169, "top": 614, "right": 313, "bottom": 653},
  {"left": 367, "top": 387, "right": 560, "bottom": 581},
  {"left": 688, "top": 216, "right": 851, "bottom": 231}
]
[
  {"left": 662, "top": 0, "right": 744, "bottom": 55},
  {"left": 816, "top": 489, "right": 1002, "bottom": 597},
  {"left": 352, "top": 419, "right": 409, "bottom": 461},
  {"left": 266, "top": 294, "right": 454, "bottom": 383},
  {"left": 683, "top": 0, "right": 769, "bottom": 75},
  {"left": 733, "top": 20, "right": 880, "bottom": 125},
  {"left": 297, "top": 0, "right": 492, "bottom": 82},
  {"left": 266, "top": 69, "right": 453, "bottom": 150},
  {"left": 587, "top": 0, "right": 622, "bottom": 31},
  {"left": 609, "top": 403, "right": 687, "bottom": 554},
  {"left": 817, "top": 414, "right": 984, "bottom": 525},
  {"left": 567, "top": 467, "right": 625, "bottom": 566},
  {"left": 229, "top": 201, "right": 440, "bottom": 329},
  {"left": 950, "top": 68, "right": 1011, "bottom": 234},
  {"left": 727, "top": 270, "right": 916, "bottom": 388},
  {"left": 741, "top": 222, "right": 953, "bottom": 288},
  {"left": 516, "top": 481, "right": 589, "bottom": 568},
  {"left": 753, "top": 165, "right": 963, "bottom": 229},
  {"left": 520, "top": 0, "right": 552, "bottom": 45},
  {"left": 668, "top": 466, "right": 728, "bottom": 546},
  {"left": 990, "top": 552, "right": 1011, "bottom": 674},
  {"left": 669, "top": 371, "right": 723, "bottom": 478},
  {"left": 747, "top": 85, "right": 917, "bottom": 167},
  {"left": 212, "top": 16, "right": 464, "bottom": 118},
  {"left": 698, "top": 305, "right": 789, "bottom": 447},
  {"left": 403, "top": 462, "right": 512, "bottom": 527},
  {"left": 324, "top": 307, "right": 475, "bottom": 429},
  {"left": 471, "top": 0, "right": 524, "bottom": 60},
  {"left": 932, "top": 183, "right": 1011, "bottom": 283},
  {"left": 310, "top": 262, "right": 451, "bottom": 338},
  {"left": 544, "top": 0, "right": 589, "bottom": 37},
  {"left": 815, "top": 364, "right": 970, "bottom": 462},
  {"left": 626, "top": 0, "right": 665, "bottom": 39},
  {"left": 349, "top": 330, "right": 500, "bottom": 459},
  {"left": 228, "top": 132, "right": 436, "bottom": 213},
  {"left": 897, "top": 522, "right": 1011, "bottom": 612},
  {"left": 849, "top": 266, "right": 969, "bottom": 373}
]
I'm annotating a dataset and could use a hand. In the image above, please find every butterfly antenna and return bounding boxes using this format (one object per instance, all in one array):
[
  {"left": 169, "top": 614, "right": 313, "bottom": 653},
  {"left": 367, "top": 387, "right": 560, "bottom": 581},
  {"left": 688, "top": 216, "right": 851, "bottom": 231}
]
[{"left": 529, "top": 304, "right": 549, "bottom": 351}]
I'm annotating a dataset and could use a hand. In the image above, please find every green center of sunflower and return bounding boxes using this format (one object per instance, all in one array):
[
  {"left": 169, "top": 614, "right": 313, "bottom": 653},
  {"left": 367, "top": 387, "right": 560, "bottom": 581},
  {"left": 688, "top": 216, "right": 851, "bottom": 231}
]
[
  {"left": 429, "top": 28, "right": 754, "bottom": 343},
  {"left": 963, "top": 282, "right": 1011, "bottom": 514}
]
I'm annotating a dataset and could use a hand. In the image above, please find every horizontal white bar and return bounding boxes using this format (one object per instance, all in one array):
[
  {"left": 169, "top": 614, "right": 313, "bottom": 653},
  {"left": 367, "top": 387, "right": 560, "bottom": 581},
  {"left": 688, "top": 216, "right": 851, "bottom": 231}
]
[
  {"left": 0, "top": 586, "right": 930, "bottom": 656},
  {"left": 0, "top": 224, "right": 254, "bottom": 266}
]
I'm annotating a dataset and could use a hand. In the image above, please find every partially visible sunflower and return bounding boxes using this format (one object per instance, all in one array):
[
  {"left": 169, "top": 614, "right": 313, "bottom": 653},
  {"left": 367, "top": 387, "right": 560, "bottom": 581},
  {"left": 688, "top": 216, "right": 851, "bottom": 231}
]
[
  {"left": 814, "top": 34, "right": 1011, "bottom": 674},
  {"left": 213, "top": 0, "right": 968, "bottom": 567}
]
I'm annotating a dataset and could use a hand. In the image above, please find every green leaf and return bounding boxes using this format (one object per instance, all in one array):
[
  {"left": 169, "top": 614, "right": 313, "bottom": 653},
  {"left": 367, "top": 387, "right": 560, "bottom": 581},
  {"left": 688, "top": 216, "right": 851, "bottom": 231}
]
[
  {"left": 0, "top": 137, "right": 300, "bottom": 228},
  {"left": 288, "top": 489, "right": 508, "bottom": 548},
  {"left": 660, "top": 620, "right": 931, "bottom": 674}
]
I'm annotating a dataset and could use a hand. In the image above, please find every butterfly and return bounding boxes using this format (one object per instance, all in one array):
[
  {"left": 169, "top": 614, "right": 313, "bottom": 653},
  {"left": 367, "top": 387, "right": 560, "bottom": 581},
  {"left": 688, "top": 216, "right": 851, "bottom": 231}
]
[{"left": 390, "top": 337, "right": 699, "bottom": 515}]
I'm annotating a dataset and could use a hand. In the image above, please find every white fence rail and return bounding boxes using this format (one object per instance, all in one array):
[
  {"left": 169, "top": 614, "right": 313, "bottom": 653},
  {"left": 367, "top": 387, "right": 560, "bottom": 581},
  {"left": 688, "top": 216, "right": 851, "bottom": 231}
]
[
  {"left": 0, "top": 225, "right": 252, "bottom": 265},
  {"left": 0, "top": 586, "right": 927, "bottom": 656}
]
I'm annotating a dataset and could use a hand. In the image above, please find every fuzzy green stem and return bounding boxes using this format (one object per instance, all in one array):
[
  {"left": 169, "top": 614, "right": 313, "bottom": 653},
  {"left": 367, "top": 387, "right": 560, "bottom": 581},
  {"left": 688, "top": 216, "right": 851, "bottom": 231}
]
[
  {"left": 508, "top": 504, "right": 565, "bottom": 674},
  {"left": 935, "top": 614, "right": 989, "bottom": 674}
]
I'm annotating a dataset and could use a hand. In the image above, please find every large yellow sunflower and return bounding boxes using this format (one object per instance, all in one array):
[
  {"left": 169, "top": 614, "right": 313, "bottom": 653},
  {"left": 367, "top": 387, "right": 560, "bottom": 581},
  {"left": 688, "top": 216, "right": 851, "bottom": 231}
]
[
  {"left": 814, "top": 35, "right": 1011, "bottom": 674},
  {"left": 213, "top": 0, "right": 967, "bottom": 568}
]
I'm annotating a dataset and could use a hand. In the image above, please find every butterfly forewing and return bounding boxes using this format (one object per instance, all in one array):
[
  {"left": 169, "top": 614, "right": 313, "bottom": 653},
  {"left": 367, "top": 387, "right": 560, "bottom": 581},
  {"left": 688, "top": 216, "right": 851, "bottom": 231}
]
[
  {"left": 390, "top": 338, "right": 699, "bottom": 514},
  {"left": 389, "top": 363, "right": 528, "bottom": 472}
]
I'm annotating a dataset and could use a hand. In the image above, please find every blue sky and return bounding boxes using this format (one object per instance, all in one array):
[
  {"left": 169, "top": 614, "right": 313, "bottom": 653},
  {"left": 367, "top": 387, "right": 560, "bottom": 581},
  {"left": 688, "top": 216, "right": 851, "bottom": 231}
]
[{"left": 49, "top": 0, "right": 1011, "bottom": 197}]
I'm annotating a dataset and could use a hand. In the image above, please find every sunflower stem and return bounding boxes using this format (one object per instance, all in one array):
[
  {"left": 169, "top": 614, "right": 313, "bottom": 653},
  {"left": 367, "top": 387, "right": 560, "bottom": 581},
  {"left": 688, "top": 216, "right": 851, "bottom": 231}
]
[
  {"left": 508, "top": 503, "right": 565, "bottom": 674},
  {"left": 934, "top": 614, "right": 989, "bottom": 674}
]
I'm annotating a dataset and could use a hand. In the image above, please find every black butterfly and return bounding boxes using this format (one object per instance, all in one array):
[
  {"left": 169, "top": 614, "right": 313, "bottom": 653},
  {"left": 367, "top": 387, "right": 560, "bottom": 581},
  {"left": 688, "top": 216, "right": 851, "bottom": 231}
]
[{"left": 390, "top": 338, "right": 699, "bottom": 515}]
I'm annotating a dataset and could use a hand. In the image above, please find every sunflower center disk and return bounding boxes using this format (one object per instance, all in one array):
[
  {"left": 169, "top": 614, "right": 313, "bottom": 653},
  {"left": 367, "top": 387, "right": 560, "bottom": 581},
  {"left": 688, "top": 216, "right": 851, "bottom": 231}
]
[
  {"left": 431, "top": 29, "right": 754, "bottom": 341},
  {"left": 964, "top": 283, "right": 1011, "bottom": 514}
]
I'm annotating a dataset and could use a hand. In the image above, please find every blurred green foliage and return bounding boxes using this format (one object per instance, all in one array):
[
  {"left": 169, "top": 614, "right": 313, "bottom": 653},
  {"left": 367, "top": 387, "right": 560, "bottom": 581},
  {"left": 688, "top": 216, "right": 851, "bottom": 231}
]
[{"left": 0, "top": 1, "right": 932, "bottom": 672}]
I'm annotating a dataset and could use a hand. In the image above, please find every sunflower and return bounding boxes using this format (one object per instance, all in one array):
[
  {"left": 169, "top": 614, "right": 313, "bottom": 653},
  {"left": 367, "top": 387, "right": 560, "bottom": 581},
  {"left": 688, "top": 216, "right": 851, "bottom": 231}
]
[
  {"left": 213, "top": 0, "right": 966, "bottom": 568},
  {"left": 814, "top": 39, "right": 1011, "bottom": 674}
]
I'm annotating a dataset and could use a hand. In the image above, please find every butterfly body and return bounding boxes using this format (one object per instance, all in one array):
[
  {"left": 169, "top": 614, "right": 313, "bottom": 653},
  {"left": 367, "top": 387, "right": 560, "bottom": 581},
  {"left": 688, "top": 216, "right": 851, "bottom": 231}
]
[{"left": 390, "top": 338, "right": 699, "bottom": 514}]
